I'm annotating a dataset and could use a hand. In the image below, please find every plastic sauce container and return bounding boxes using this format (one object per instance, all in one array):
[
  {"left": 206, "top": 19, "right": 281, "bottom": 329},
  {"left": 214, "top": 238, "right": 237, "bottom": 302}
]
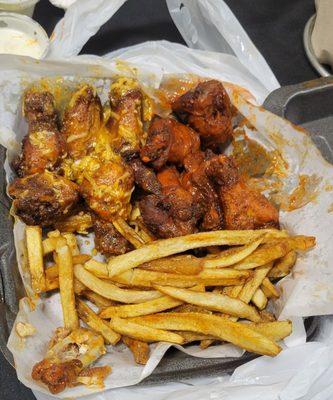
[
  {"left": 0, "top": 12, "right": 49, "bottom": 58},
  {"left": 0, "top": 0, "right": 40, "bottom": 17}
]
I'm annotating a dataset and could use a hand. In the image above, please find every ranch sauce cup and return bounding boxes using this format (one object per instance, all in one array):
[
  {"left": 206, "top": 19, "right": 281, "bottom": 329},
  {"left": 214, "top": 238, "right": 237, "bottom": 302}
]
[
  {"left": 0, "top": 0, "right": 40, "bottom": 18},
  {"left": 0, "top": 12, "right": 49, "bottom": 58}
]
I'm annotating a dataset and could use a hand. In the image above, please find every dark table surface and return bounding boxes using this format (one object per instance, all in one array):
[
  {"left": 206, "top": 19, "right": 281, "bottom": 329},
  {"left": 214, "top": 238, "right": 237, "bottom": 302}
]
[{"left": 0, "top": 0, "right": 318, "bottom": 398}]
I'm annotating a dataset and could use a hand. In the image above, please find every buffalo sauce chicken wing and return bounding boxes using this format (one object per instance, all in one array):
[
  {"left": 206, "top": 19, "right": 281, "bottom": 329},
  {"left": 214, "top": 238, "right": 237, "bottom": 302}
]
[
  {"left": 206, "top": 155, "right": 279, "bottom": 230},
  {"left": 172, "top": 80, "right": 233, "bottom": 150}
]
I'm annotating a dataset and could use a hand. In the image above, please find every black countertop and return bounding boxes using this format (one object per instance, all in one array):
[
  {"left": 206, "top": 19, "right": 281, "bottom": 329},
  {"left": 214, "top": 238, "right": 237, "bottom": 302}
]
[{"left": 0, "top": 0, "right": 317, "bottom": 398}]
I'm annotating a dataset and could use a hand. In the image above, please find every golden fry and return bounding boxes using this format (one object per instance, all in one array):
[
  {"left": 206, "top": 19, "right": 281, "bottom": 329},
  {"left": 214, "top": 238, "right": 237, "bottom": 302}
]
[
  {"left": 42, "top": 237, "right": 61, "bottom": 255},
  {"left": 123, "top": 336, "right": 150, "bottom": 365},
  {"left": 269, "top": 251, "right": 297, "bottom": 278},
  {"left": 113, "top": 218, "right": 146, "bottom": 248},
  {"left": 130, "top": 313, "right": 281, "bottom": 356},
  {"left": 54, "top": 212, "right": 93, "bottom": 233},
  {"left": 74, "top": 264, "right": 162, "bottom": 303},
  {"left": 261, "top": 277, "right": 280, "bottom": 298},
  {"left": 238, "top": 264, "right": 272, "bottom": 304},
  {"left": 177, "top": 331, "right": 216, "bottom": 343},
  {"left": 56, "top": 243, "right": 79, "bottom": 330},
  {"left": 77, "top": 299, "right": 120, "bottom": 344},
  {"left": 140, "top": 255, "right": 203, "bottom": 275},
  {"left": 203, "top": 238, "right": 263, "bottom": 268},
  {"left": 107, "top": 229, "right": 286, "bottom": 277},
  {"left": 252, "top": 288, "right": 268, "bottom": 310},
  {"left": 99, "top": 296, "right": 182, "bottom": 319},
  {"left": 26, "top": 226, "right": 46, "bottom": 293},
  {"left": 82, "top": 291, "right": 118, "bottom": 308},
  {"left": 110, "top": 316, "right": 184, "bottom": 344},
  {"left": 155, "top": 286, "right": 260, "bottom": 322},
  {"left": 85, "top": 259, "right": 249, "bottom": 288},
  {"left": 235, "top": 236, "right": 315, "bottom": 270},
  {"left": 246, "top": 321, "right": 292, "bottom": 341},
  {"left": 62, "top": 233, "right": 79, "bottom": 255}
]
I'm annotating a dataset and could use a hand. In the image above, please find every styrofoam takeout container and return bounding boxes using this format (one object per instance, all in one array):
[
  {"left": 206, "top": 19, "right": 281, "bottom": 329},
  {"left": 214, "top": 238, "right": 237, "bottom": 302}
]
[
  {"left": 0, "top": 12, "right": 49, "bottom": 58},
  {"left": 0, "top": 0, "right": 40, "bottom": 17}
]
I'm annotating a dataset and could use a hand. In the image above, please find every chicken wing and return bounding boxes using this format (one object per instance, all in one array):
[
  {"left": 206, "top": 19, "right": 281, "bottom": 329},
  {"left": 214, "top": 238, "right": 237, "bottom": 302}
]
[
  {"left": 206, "top": 155, "right": 279, "bottom": 230},
  {"left": 80, "top": 160, "right": 134, "bottom": 221},
  {"left": 32, "top": 328, "right": 106, "bottom": 394},
  {"left": 129, "top": 157, "right": 162, "bottom": 195},
  {"left": 62, "top": 85, "right": 103, "bottom": 159},
  {"left": 92, "top": 214, "right": 132, "bottom": 255},
  {"left": 140, "top": 116, "right": 201, "bottom": 170},
  {"left": 172, "top": 80, "right": 233, "bottom": 150},
  {"left": 13, "top": 90, "right": 66, "bottom": 177},
  {"left": 8, "top": 171, "right": 79, "bottom": 226},
  {"left": 139, "top": 167, "right": 200, "bottom": 238},
  {"left": 108, "top": 77, "right": 145, "bottom": 156}
]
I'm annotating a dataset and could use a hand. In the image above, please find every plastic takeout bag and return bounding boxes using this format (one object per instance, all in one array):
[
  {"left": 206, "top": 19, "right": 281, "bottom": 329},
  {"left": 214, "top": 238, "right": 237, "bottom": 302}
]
[{"left": 1, "top": 0, "right": 333, "bottom": 399}]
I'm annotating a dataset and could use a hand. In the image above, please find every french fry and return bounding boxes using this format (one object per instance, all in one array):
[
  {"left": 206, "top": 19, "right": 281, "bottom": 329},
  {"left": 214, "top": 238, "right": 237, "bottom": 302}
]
[
  {"left": 62, "top": 233, "right": 79, "bottom": 255},
  {"left": 106, "top": 229, "right": 286, "bottom": 277},
  {"left": 45, "top": 254, "right": 91, "bottom": 280},
  {"left": 122, "top": 337, "right": 150, "bottom": 365},
  {"left": 252, "top": 288, "right": 268, "bottom": 310},
  {"left": 44, "top": 276, "right": 86, "bottom": 294},
  {"left": 177, "top": 331, "right": 216, "bottom": 343},
  {"left": 259, "top": 310, "right": 276, "bottom": 322},
  {"left": 99, "top": 285, "right": 204, "bottom": 319},
  {"left": 110, "top": 317, "right": 184, "bottom": 344},
  {"left": 203, "top": 238, "right": 263, "bottom": 268},
  {"left": 269, "top": 251, "right": 297, "bottom": 278},
  {"left": 234, "top": 236, "right": 315, "bottom": 270},
  {"left": 171, "top": 304, "right": 212, "bottom": 314},
  {"left": 42, "top": 237, "right": 61, "bottom": 255},
  {"left": 74, "top": 264, "right": 163, "bottom": 303},
  {"left": 246, "top": 321, "right": 292, "bottom": 341},
  {"left": 99, "top": 296, "right": 182, "bottom": 319},
  {"left": 82, "top": 291, "right": 118, "bottom": 309},
  {"left": 261, "top": 277, "right": 280, "bottom": 298},
  {"left": 26, "top": 226, "right": 46, "bottom": 293},
  {"left": 222, "top": 285, "right": 243, "bottom": 298},
  {"left": 77, "top": 299, "right": 120, "bottom": 344},
  {"left": 238, "top": 264, "right": 272, "bottom": 304},
  {"left": 140, "top": 255, "right": 203, "bottom": 275},
  {"left": 85, "top": 260, "right": 249, "bottom": 288},
  {"left": 56, "top": 243, "right": 79, "bottom": 330},
  {"left": 155, "top": 286, "right": 260, "bottom": 322},
  {"left": 130, "top": 313, "right": 281, "bottom": 356},
  {"left": 200, "top": 339, "right": 216, "bottom": 349},
  {"left": 73, "top": 279, "right": 87, "bottom": 294},
  {"left": 113, "top": 218, "right": 146, "bottom": 248},
  {"left": 112, "top": 269, "right": 249, "bottom": 288},
  {"left": 54, "top": 212, "right": 93, "bottom": 233}
]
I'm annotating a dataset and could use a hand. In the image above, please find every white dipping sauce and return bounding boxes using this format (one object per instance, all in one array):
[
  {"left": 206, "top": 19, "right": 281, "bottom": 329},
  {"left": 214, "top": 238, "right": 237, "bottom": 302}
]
[{"left": 0, "top": 27, "right": 44, "bottom": 58}]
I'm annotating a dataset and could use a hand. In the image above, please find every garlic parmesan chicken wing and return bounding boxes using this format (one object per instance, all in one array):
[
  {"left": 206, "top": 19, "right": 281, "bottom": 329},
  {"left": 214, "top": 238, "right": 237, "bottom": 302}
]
[
  {"left": 172, "top": 80, "right": 233, "bottom": 150},
  {"left": 8, "top": 171, "right": 79, "bottom": 226},
  {"left": 62, "top": 85, "right": 103, "bottom": 159},
  {"left": 13, "top": 90, "right": 66, "bottom": 177},
  {"left": 80, "top": 161, "right": 134, "bottom": 221},
  {"left": 108, "top": 77, "right": 145, "bottom": 156},
  {"left": 206, "top": 155, "right": 279, "bottom": 230},
  {"left": 32, "top": 328, "right": 106, "bottom": 394}
]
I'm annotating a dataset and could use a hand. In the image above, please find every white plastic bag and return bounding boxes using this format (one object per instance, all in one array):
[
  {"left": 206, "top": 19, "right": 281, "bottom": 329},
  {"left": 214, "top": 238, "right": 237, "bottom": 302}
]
[{"left": 4, "top": 0, "right": 332, "bottom": 399}]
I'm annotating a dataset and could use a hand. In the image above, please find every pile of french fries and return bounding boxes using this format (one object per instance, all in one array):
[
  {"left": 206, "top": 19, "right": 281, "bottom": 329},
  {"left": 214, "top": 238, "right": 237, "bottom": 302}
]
[{"left": 25, "top": 222, "right": 315, "bottom": 365}]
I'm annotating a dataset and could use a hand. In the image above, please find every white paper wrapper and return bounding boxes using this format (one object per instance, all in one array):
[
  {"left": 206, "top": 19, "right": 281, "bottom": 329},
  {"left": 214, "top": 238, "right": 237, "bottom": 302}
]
[{"left": 0, "top": 50, "right": 332, "bottom": 398}]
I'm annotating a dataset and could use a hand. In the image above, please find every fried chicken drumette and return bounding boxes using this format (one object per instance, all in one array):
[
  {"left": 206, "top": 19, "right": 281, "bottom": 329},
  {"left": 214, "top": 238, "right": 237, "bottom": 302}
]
[
  {"left": 32, "top": 328, "right": 107, "bottom": 394},
  {"left": 13, "top": 90, "right": 66, "bottom": 177},
  {"left": 8, "top": 171, "right": 80, "bottom": 226},
  {"left": 172, "top": 80, "right": 233, "bottom": 150},
  {"left": 206, "top": 155, "right": 279, "bottom": 230}
]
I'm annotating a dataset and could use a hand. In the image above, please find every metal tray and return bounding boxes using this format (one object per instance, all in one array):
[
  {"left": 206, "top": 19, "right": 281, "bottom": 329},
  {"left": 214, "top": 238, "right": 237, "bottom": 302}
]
[{"left": 0, "top": 77, "right": 330, "bottom": 384}]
